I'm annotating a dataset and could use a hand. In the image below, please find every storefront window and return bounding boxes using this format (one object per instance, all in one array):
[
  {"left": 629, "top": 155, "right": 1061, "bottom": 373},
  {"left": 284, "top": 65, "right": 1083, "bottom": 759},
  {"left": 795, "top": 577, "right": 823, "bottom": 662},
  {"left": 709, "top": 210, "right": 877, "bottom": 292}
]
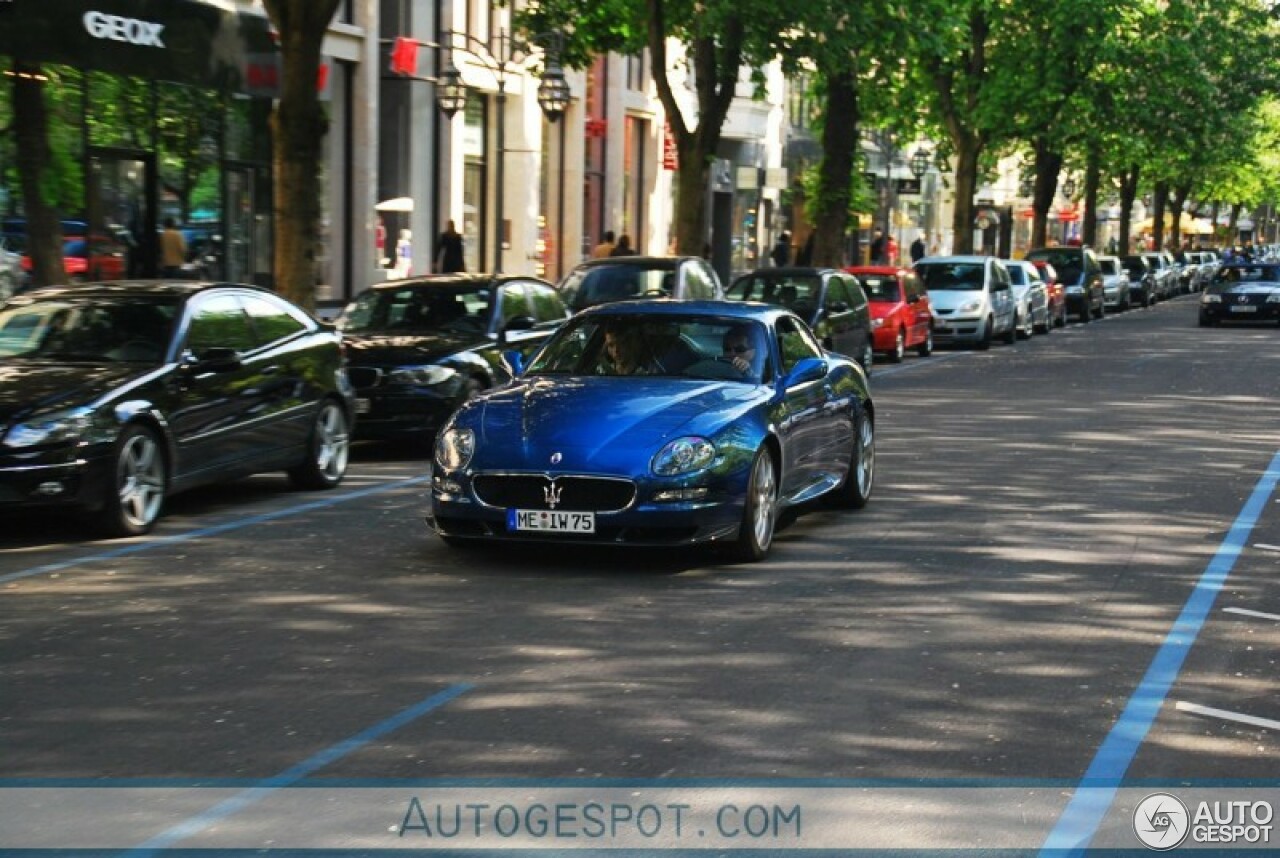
[{"left": 462, "top": 93, "right": 486, "bottom": 275}]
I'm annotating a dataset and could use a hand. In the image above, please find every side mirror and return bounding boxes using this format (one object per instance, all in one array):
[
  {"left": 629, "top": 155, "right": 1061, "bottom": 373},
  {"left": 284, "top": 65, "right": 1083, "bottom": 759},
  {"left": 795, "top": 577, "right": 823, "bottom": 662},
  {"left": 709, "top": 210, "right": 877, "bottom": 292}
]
[
  {"left": 502, "top": 349, "right": 526, "bottom": 376},
  {"left": 907, "top": 293, "right": 920, "bottom": 304},
  {"left": 830, "top": 301, "right": 849, "bottom": 313},
  {"left": 784, "top": 357, "right": 826, "bottom": 387},
  {"left": 185, "top": 347, "right": 242, "bottom": 373},
  {"left": 502, "top": 315, "right": 536, "bottom": 333}
]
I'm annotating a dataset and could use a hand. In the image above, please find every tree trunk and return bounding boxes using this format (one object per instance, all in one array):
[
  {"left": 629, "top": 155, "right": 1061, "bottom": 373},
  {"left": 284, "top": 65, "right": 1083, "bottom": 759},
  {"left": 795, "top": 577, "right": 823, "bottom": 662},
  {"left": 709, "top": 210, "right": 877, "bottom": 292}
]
[
  {"left": 1082, "top": 146, "right": 1100, "bottom": 248},
  {"left": 12, "top": 61, "right": 64, "bottom": 288},
  {"left": 1168, "top": 182, "right": 1190, "bottom": 251},
  {"left": 811, "top": 71, "right": 858, "bottom": 268},
  {"left": 671, "top": 134, "right": 714, "bottom": 257},
  {"left": 1030, "top": 141, "right": 1063, "bottom": 249},
  {"left": 1228, "top": 203, "right": 1241, "bottom": 244},
  {"left": 1118, "top": 166, "right": 1139, "bottom": 255},
  {"left": 263, "top": 0, "right": 340, "bottom": 312},
  {"left": 950, "top": 133, "right": 982, "bottom": 255},
  {"left": 1151, "top": 181, "right": 1169, "bottom": 252}
]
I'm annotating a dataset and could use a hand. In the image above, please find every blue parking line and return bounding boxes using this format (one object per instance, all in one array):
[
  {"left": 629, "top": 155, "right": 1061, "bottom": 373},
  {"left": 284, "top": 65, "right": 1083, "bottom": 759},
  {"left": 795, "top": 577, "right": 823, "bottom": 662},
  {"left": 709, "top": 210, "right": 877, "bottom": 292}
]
[
  {"left": 0, "top": 475, "right": 431, "bottom": 587},
  {"left": 123, "top": 683, "right": 473, "bottom": 857},
  {"left": 1039, "top": 448, "right": 1280, "bottom": 856}
]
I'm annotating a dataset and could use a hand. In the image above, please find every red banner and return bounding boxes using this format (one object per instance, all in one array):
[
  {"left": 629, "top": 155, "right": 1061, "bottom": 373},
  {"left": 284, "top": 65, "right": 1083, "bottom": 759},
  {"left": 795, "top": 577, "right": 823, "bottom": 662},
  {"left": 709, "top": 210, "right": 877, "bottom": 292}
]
[{"left": 663, "top": 122, "right": 678, "bottom": 171}]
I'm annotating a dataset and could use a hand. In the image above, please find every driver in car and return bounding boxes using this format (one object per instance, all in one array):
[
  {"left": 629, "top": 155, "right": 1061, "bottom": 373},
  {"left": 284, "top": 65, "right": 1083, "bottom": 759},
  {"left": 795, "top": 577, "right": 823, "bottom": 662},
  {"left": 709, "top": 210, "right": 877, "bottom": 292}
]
[{"left": 721, "top": 324, "right": 764, "bottom": 377}]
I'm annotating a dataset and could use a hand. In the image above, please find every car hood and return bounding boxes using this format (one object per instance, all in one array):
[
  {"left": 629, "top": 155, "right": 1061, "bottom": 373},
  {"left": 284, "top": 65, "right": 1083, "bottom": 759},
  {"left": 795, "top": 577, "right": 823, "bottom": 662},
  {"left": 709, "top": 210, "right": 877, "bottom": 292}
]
[
  {"left": 463, "top": 376, "right": 761, "bottom": 472},
  {"left": 1209, "top": 283, "right": 1280, "bottom": 296},
  {"left": 0, "top": 362, "right": 146, "bottom": 423},
  {"left": 343, "top": 330, "right": 488, "bottom": 365},
  {"left": 926, "top": 289, "right": 986, "bottom": 311}
]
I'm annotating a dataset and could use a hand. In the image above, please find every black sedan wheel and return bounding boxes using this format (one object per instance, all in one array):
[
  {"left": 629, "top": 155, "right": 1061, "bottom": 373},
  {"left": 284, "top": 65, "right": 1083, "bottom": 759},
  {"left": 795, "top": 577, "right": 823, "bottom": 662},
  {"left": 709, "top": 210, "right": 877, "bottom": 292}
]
[
  {"left": 732, "top": 448, "right": 778, "bottom": 563},
  {"left": 102, "top": 424, "right": 167, "bottom": 537},
  {"left": 288, "top": 400, "right": 350, "bottom": 489},
  {"left": 916, "top": 328, "right": 934, "bottom": 356}
]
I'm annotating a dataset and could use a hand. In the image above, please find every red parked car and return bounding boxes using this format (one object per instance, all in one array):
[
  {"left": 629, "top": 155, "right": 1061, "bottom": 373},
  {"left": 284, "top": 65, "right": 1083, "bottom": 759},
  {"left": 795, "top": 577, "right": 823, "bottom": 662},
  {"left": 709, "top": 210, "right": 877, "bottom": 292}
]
[
  {"left": 21, "top": 234, "right": 128, "bottom": 283},
  {"left": 846, "top": 265, "right": 933, "bottom": 361},
  {"left": 1028, "top": 260, "right": 1068, "bottom": 328}
]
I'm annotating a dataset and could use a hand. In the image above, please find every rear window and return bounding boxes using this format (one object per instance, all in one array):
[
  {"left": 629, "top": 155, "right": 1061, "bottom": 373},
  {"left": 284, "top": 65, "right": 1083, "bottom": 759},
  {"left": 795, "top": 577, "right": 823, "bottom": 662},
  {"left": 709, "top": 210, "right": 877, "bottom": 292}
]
[
  {"left": 857, "top": 275, "right": 901, "bottom": 301},
  {"left": 559, "top": 263, "right": 675, "bottom": 311},
  {"left": 1026, "top": 249, "right": 1082, "bottom": 284}
]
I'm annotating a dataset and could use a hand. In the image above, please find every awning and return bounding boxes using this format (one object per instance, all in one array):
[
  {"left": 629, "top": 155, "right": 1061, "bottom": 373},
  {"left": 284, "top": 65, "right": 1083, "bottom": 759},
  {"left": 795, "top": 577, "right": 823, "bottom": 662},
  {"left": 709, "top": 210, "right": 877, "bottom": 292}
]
[
  {"left": 375, "top": 198, "right": 414, "bottom": 213},
  {"left": 1135, "top": 213, "right": 1213, "bottom": 234}
]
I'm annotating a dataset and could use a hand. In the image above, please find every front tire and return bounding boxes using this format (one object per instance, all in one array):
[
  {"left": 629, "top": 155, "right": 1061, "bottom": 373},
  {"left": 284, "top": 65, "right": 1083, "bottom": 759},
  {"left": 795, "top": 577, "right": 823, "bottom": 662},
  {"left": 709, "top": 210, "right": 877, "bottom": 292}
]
[
  {"left": 826, "top": 407, "right": 874, "bottom": 509},
  {"left": 916, "top": 328, "right": 934, "bottom": 357},
  {"left": 889, "top": 329, "right": 905, "bottom": 363},
  {"left": 100, "top": 424, "right": 167, "bottom": 537},
  {"left": 288, "top": 399, "right": 350, "bottom": 490},
  {"left": 731, "top": 448, "right": 778, "bottom": 563}
]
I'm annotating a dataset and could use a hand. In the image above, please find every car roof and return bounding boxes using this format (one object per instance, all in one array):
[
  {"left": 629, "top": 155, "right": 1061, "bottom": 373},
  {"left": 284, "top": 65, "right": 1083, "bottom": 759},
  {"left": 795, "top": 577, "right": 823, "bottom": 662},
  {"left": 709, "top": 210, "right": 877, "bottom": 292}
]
[
  {"left": 566, "top": 256, "right": 691, "bottom": 273},
  {"left": 915, "top": 255, "right": 995, "bottom": 264},
  {"left": 846, "top": 265, "right": 910, "bottom": 276},
  {"left": 575, "top": 298, "right": 792, "bottom": 322},
  {"left": 12, "top": 280, "right": 276, "bottom": 300},
  {"left": 366, "top": 273, "right": 552, "bottom": 291}
]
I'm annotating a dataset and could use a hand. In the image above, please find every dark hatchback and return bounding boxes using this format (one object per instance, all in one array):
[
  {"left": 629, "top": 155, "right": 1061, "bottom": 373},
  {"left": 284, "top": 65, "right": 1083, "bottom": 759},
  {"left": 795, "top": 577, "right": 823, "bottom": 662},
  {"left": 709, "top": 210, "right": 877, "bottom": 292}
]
[
  {"left": 0, "top": 281, "right": 355, "bottom": 536},
  {"left": 336, "top": 275, "right": 569, "bottom": 442},
  {"left": 556, "top": 256, "right": 723, "bottom": 313},
  {"left": 1025, "top": 246, "right": 1105, "bottom": 322},
  {"left": 725, "top": 267, "right": 875, "bottom": 373},
  {"left": 1199, "top": 264, "right": 1280, "bottom": 326}
]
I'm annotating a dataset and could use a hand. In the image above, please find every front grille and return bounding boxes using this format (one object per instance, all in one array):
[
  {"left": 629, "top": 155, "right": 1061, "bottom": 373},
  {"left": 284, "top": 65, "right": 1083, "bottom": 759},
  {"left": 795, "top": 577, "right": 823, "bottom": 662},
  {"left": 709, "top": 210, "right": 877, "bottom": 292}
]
[
  {"left": 934, "top": 308, "right": 954, "bottom": 315},
  {"left": 472, "top": 474, "right": 636, "bottom": 512},
  {"left": 347, "top": 367, "right": 383, "bottom": 389}
]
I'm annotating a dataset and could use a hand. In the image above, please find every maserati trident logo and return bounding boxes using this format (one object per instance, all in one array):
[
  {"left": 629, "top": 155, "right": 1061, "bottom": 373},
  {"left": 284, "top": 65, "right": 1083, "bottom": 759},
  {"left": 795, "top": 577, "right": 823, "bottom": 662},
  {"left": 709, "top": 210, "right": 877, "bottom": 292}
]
[
  {"left": 550, "top": 452, "right": 563, "bottom": 465},
  {"left": 543, "top": 480, "right": 563, "bottom": 509},
  {"left": 1239, "top": 295, "right": 1251, "bottom": 303}
]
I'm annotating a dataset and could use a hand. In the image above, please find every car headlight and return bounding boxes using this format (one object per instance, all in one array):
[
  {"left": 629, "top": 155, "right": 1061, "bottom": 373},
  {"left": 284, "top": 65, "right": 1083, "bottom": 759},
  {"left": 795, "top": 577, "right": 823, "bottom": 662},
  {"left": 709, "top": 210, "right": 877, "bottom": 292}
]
[
  {"left": 1065, "top": 285, "right": 1084, "bottom": 294},
  {"left": 1201, "top": 293, "right": 1222, "bottom": 304},
  {"left": 958, "top": 300, "right": 982, "bottom": 314},
  {"left": 652, "top": 436, "right": 716, "bottom": 476},
  {"left": 1267, "top": 294, "right": 1280, "bottom": 303},
  {"left": 870, "top": 318, "right": 886, "bottom": 329},
  {"left": 3, "top": 406, "right": 94, "bottom": 448},
  {"left": 389, "top": 365, "right": 457, "bottom": 386},
  {"left": 434, "top": 427, "right": 475, "bottom": 472}
]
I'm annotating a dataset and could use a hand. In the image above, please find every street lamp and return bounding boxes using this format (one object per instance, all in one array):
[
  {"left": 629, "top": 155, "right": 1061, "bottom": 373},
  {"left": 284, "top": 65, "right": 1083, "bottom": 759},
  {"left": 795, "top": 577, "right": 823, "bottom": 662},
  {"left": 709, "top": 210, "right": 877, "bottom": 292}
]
[
  {"left": 436, "top": 29, "right": 571, "bottom": 273},
  {"left": 909, "top": 148, "right": 931, "bottom": 181},
  {"left": 1062, "top": 176, "right": 1077, "bottom": 199}
]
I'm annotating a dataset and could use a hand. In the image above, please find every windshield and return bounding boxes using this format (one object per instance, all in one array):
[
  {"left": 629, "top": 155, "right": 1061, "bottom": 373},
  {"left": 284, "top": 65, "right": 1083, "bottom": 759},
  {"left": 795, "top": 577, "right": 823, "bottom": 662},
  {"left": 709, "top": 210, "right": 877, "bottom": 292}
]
[
  {"left": 916, "top": 262, "right": 985, "bottom": 290},
  {"left": 0, "top": 297, "right": 178, "bottom": 361},
  {"left": 1007, "top": 266, "right": 1027, "bottom": 286},
  {"left": 558, "top": 263, "right": 675, "bottom": 311},
  {"left": 337, "top": 284, "right": 490, "bottom": 334},
  {"left": 1213, "top": 265, "right": 1280, "bottom": 284},
  {"left": 526, "top": 314, "right": 771, "bottom": 384}
]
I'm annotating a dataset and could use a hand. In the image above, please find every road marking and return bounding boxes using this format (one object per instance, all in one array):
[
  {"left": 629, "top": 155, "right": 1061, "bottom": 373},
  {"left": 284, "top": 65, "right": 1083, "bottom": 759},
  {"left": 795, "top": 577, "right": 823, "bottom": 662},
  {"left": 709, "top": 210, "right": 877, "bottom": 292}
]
[
  {"left": 1224, "top": 606, "right": 1280, "bottom": 622},
  {"left": 0, "top": 475, "right": 432, "bottom": 587},
  {"left": 1254, "top": 543, "right": 1280, "bottom": 553},
  {"left": 1175, "top": 701, "right": 1280, "bottom": 732},
  {"left": 124, "top": 683, "right": 473, "bottom": 856},
  {"left": 1039, "top": 447, "right": 1280, "bottom": 857}
]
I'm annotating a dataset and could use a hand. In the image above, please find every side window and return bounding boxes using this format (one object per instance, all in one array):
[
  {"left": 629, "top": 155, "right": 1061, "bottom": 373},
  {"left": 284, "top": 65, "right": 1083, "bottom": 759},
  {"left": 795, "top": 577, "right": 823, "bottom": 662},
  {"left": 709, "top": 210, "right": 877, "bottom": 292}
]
[
  {"left": 185, "top": 294, "right": 256, "bottom": 353},
  {"left": 526, "top": 284, "right": 567, "bottom": 323},
  {"left": 242, "top": 294, "right": 307, "bottom": 347},
  {"left": 775, "top": 315, "right": 822, "bottom": 375},
  {"left": 498, "top": 284, "right": 532, "bottom": 324},
  {"left": 825, "top": 277, "right": 849, "bottom": 310},
  {"left": 843, "top": 275, "right": 868, "bottom": 311}
]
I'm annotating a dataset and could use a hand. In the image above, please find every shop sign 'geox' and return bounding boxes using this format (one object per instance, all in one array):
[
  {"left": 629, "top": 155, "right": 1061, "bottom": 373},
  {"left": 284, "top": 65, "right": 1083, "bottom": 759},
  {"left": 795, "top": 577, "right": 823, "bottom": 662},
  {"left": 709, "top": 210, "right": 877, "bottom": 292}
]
[{"left": 82, "top": 12, "right": 165, "bottom": 48}]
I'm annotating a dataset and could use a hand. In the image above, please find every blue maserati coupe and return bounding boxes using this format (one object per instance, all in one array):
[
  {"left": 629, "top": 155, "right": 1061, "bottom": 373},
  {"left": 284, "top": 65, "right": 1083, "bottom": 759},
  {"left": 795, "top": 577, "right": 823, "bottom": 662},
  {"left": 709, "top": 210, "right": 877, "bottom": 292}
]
[{"left": 427, "top": 300, "right": 875, "bottom": 562}]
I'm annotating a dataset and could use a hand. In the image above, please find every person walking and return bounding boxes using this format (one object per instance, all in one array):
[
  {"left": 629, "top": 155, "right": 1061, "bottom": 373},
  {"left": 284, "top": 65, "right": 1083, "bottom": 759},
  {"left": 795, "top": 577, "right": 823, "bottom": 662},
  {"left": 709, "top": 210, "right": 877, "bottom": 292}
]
[
  {"left": 592, "top": 230, "right": 616, "bottom": 258},
  {"left": 609, "top": 234, "right": 636, "bottom": 257},
  {"left": 910, "top": 233, "right": 926, "bottom": 262},
  {"left": 869, "top": 229, "right": 886, "bottom": 264},
  {"left": 160, "top": 218, "right": 187, "bottom": 278},
  {"left": 770, "top": 232, "right": 791, "bottom": 267},
  {"left": 434, "top": 220, "right": 465, "bottom": 273}
]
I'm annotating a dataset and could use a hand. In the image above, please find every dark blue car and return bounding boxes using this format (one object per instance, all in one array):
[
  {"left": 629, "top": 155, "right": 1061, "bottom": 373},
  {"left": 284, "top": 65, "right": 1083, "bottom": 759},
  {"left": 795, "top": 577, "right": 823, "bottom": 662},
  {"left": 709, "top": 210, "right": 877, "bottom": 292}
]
[{"left": 427, "top": 300, "right": 875, "bottom": 562}]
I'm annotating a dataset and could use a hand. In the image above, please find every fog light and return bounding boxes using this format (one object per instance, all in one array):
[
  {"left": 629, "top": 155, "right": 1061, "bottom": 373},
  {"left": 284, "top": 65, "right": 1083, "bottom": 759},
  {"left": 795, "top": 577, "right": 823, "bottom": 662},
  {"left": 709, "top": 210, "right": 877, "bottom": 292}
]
[
  {"left": 433, "top": 476, "right": 462, "bottom": 494},
  {"left": 653, "top": 487, "right": 709, "bottom": 502},
  {"left": 35, "top": 481, "right": 65, "bottom": 497}
]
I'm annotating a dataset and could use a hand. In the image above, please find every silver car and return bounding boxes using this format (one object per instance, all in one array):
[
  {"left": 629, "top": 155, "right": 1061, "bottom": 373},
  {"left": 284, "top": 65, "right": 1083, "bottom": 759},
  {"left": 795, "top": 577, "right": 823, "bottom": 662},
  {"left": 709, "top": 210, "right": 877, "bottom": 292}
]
[
  {"left": 0, "top": 236, "right": 22, "bottom": 303},
  {"left": 1098, "top": 255, "right": 1132, "bottom": 311},
  {"left": 1005, "top": 260, "right": 1052, "bottom": 336},
  {"left": 915, "top": 256, "right": 1018, "bottom": 349}
]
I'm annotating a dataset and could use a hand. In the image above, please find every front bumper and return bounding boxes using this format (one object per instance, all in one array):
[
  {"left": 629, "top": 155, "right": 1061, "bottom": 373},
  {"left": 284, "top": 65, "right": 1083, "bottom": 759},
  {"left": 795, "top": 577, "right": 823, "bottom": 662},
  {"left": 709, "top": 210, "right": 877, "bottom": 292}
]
[
  {"left": 929, "top": 315, "right": 986, "bottom": 343},
  {"left": 1199, "top": 302, "right": 1280, "bottom": 324},
  {"left": 351, "top": 387, "right": 461, "bottom": 440},
  {"left": 0, "top": 450, "right": 112, "bottom": 510},
  {"left": 428, "top": 470, "right": 745, "bottom": 547}
]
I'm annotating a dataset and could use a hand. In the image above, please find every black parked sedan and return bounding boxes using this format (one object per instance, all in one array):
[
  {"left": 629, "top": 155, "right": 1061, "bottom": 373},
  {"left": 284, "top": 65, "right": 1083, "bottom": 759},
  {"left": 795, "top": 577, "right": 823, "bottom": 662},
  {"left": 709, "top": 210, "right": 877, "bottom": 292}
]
[
  {"left": 726, "top": 267, "right": 874, "bottom": 373},
  {"left": 1199, "top": 264, "right": 1280, "bottom": 326},
  {"left": 0, "top": 281, "right": 355, "bottom": 536},
  {"left": 336, "top": 275, "right": 569, "bottom": 442}
]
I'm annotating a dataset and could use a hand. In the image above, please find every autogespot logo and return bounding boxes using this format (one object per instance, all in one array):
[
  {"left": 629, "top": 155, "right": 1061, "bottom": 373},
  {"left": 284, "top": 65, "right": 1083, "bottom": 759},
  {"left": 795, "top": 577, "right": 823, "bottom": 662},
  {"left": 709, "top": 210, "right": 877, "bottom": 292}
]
[{"left": 1134, "top": 793, "right": 1190, "bottom": 850}]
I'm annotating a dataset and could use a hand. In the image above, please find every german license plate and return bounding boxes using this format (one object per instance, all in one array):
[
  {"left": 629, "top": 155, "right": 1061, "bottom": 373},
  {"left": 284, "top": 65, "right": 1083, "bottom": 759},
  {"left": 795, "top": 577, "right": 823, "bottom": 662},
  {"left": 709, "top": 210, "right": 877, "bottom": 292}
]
[
  {"left": 1231, "top": 305, "right": 1257, "bottom": 313},
  {"left": 355, "top": 397, "right": 371, "bottom": 414},
  {"left": 507, "top": 509, "right": 595, "bottom": 533}
]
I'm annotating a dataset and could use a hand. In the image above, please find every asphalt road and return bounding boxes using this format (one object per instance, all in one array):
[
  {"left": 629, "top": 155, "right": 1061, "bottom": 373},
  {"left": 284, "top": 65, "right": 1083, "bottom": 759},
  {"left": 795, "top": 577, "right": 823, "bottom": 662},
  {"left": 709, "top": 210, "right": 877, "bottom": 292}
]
[{"left": 2, "top": 294, "right": 1278, "bottom": 851}]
